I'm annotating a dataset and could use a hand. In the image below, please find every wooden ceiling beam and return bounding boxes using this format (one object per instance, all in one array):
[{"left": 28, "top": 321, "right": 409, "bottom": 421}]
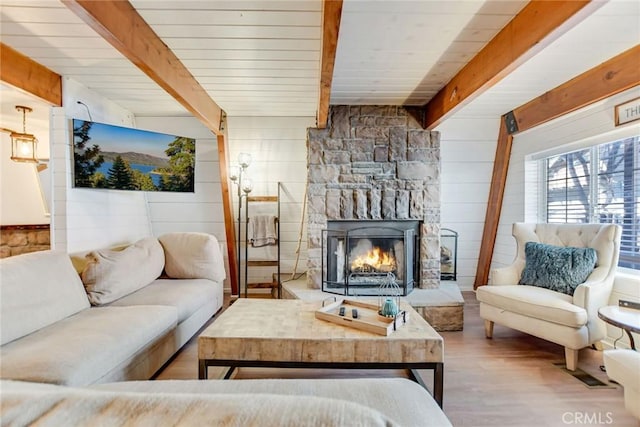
[
  {"left": 511, "top": 45, "right": 640, "bottom": 132},
  {"left": 317, "top": 0, "right": 343, "bottom": 129},
  {"left": 423, "top": 0, "right": 601, "bottom": 129},
  {"left": 0, "top": 43, "right": 62, "bottom": 106},
  {"left": 474, "top": 117, "right": 513, "bottom": 289},
  {"left": 62, "top": 0, "right": 223, "bottom": 135},
  {"left": 474, "top": 44, "right": 640, "bottom": 288}
]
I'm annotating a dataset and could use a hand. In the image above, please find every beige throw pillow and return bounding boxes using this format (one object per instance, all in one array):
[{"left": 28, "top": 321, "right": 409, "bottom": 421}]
[
  {"left": 81, "top": 237, "right": 165, "bottom": 305},
  {"left": 159, "top": 232, "right": 226, "bottom": 283}
]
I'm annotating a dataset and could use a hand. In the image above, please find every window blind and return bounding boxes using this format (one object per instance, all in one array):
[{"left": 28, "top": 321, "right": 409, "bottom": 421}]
[{"left": 544, "top": 137, "right": 639, "bottom": 270}]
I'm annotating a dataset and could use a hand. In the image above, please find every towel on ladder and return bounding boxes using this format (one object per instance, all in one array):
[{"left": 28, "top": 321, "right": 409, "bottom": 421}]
[{"left": 248, "top": 215, "right": 278, "bottom": 247}]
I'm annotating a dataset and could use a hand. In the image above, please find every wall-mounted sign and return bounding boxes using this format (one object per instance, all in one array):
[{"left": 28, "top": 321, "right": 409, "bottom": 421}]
[{"left": 615, "top": 96, "right": 640, "bottom": 127}]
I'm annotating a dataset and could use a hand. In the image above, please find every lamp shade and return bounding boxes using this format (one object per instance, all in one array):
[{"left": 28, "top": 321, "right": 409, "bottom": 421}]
[
  {"left": 9, "top": 106, "right": 38, "bottom": 163},
  {"left": 10, "top": 131, "right": 38, "bottom": 163},
  {"left": 242, "top": 178, "right": 253, "bottom": 194},
  {"left": 228, "top": 165, "right": 239, "bottom": 182},
  {"left": 238, "top": 152, "right": 252, "bottom": 169}
]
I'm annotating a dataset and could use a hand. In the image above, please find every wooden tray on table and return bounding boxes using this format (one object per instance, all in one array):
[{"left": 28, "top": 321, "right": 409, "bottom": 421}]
[{"left": 315, "top": 299, "right": 408, "bottom": 336}]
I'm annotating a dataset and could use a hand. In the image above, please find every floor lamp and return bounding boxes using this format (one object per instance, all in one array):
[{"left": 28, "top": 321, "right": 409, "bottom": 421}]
[{"left": 229, "top": 153, "right": 253, "bottom": 297}]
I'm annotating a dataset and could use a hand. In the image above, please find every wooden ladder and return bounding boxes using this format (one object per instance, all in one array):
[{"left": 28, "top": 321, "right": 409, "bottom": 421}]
[
  {"left": 246, "top": 269, "right": 279, "bottom": 298},
  {"left": 243, "top": 184, "right": 281, "bottom": 298}
]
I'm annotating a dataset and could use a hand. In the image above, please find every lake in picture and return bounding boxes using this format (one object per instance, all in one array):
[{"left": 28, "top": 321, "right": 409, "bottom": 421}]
[{"left": 97, "top": 162, "right": 162, "bottom": 186}]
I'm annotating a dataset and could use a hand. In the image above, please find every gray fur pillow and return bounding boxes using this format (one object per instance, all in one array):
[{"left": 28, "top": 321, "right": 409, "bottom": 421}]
[{"left": 518, "top": 241, "right": 597, "bottom": 295}]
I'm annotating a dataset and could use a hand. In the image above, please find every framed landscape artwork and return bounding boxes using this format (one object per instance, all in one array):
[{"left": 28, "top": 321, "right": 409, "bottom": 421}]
[{"left": 72, "top": 119, "right": 195, "bottom": 193}]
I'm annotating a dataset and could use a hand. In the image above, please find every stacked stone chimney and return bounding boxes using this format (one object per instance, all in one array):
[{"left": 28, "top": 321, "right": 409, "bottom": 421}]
[{"left": 306, "top": 106, "right": 441, "bottom": 289}]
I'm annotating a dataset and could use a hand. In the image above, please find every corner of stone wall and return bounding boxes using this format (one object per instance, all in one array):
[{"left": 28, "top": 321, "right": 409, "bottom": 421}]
[{"left": 0, "top": 225, "right": 51, "bottom": 258}]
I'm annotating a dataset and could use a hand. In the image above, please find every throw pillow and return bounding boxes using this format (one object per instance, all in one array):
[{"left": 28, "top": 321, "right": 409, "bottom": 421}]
[
  {"left": 159, "top": 232, "right": 226, "bottom": 283},
  {"left": 519, "top": 241, "right": 597, "bottom": 295},
  {"left": 81, "top": 237, "right": 165, "bottom": 305}
]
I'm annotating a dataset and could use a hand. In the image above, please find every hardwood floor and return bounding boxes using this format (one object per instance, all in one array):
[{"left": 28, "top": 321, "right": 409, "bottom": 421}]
[{"left": 154, "top": 292, "right": 638, "bottom": 426}]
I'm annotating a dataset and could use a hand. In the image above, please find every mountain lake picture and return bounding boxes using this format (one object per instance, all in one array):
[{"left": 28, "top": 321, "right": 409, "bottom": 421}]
[{"left": 72, "top": 119, "right": 195, "bottom": 193}]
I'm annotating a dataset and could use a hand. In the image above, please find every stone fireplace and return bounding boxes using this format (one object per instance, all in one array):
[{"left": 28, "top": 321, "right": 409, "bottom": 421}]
[{"left": 306, "top": 106, "right": 440, "bottom": 291}]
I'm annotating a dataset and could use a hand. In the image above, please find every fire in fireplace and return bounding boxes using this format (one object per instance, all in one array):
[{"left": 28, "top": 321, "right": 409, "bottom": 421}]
[
  {"left": 322, "top": 220, "right": 420, "bottom": 296},
  {"left": 350, "top": 241, "right": 397, "bottom": 273}
]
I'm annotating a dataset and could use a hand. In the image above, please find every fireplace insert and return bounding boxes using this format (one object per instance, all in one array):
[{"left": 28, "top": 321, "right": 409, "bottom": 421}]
[{"left": 322, "top": 220, "right": 420, "bottom": 296}]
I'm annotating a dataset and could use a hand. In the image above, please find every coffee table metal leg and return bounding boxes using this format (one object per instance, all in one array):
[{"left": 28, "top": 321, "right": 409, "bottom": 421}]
[
  {"left": 223, "top": 366, "right": 236, "bottom": 379},
  {"left": 434, "top": 363, "right": 444, "bottom": 408},
  {"left": 407, "top": 369, "right": 424, "bottom": 386},
  {"left": 199, "top": 360, "right": 237, "bottom": 380},
  {"left": 198, "top": 359, "right": 207, "bottom": 379},
  {"left": 407, "top": 365, "right": 443, "bottom": 408}
]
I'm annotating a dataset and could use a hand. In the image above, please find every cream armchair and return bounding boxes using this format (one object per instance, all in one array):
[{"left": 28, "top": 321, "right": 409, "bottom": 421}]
[{"left": 476, "top": 223, "right": 621, "bottom": 371}]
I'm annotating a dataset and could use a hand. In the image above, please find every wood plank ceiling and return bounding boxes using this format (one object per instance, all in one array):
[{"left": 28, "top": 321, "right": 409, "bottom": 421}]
[
  {"left": 130, "top": 0, "right": 323, "bottom": 117},
  {"left": 0, "top": 0, "right": 535, "bottom": 121},
  {"left": 0, "top": 1, "right": 637, "bottom": 128},
  {"left": 330, "top": 0, "right": 528, "bottom": 106},
  {"left": 0, "top": 0, "right": 323, "bottom": 118}
]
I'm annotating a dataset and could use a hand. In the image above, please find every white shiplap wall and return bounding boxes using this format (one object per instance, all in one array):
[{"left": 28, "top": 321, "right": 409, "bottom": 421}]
[
  {"left": 494, "top": 86, "right": 640, "bottom": 349},
  {"left": 436, "top": 117, "right": 500, "bottom": 290},
  {"left": 135, "top": 116, "right": 229, "bottom": 289},
  {"left": 135, "top": 117, "right": 223, "bottom": 234},
  {"left": 227, "top": 116, "right": 313, "bottom": 287},
  {"left": 52, "top": 78, "right": 150, "bottom": 253}
]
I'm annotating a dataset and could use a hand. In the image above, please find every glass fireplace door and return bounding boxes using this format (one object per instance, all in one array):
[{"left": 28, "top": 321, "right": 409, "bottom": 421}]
[{"left": 322, "top": 221, "right": 419, "bottom": 296}]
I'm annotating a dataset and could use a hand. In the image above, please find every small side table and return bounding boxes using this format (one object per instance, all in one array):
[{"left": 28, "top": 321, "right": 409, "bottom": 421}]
[{"left": 598, "top": 305, "right": 640, "bottom": 350}]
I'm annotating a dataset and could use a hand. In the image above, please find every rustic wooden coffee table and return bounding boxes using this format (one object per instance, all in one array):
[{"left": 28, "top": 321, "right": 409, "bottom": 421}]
[{"left": 198, "top": 298, "right": 444, "bottom": 407}]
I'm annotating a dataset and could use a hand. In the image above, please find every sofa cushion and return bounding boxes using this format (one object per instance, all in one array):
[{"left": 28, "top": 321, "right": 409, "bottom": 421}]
[
  {"left": 1, "top": 380, "right": 400, "bottom": 427},
  {"left": 519, "top": 242, "right": 597, "bottom": 295},
  {"left": 81, "top": 237, "right": 165, "bottom": 305},
  {"left": 108, "top": 279, "right": 218, "bottom": 323},
  {"left": 159, "top": 232, "right": 225, "bottom": 282},
  {"left": 95, "top": 378, "right": 452, "bottom": 427},
  {"left": 0, "top": 250, "right": 90, "bottom": 346},
  {"left": 476, "top": 285, "right": 588, "bottom": 328},
  {"left": 0, "top": 305, "right": 177, "bottom": 386}
]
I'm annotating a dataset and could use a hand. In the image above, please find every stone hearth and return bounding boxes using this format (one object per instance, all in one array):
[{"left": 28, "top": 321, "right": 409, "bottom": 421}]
[{"left": 282, "top": 276, "right": 463, "bottom": 332}]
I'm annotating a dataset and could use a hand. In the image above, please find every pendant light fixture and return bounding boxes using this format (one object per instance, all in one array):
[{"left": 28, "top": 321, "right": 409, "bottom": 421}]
[{"left": 9, "top": 106, "right": 38, "bottom": 163}]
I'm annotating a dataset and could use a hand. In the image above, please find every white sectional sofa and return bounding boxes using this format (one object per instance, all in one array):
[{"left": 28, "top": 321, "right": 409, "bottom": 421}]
[
  {"left": 0, "top": 232, "right": 225, "bottom": 386},
  {"left": 0, "top": 232, "right": 454, "bottom": 426}
]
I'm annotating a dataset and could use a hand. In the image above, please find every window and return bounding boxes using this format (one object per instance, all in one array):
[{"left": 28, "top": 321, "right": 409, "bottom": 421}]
[{"left": 543, "top": 136, "right": 640, "bottom": 270}]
